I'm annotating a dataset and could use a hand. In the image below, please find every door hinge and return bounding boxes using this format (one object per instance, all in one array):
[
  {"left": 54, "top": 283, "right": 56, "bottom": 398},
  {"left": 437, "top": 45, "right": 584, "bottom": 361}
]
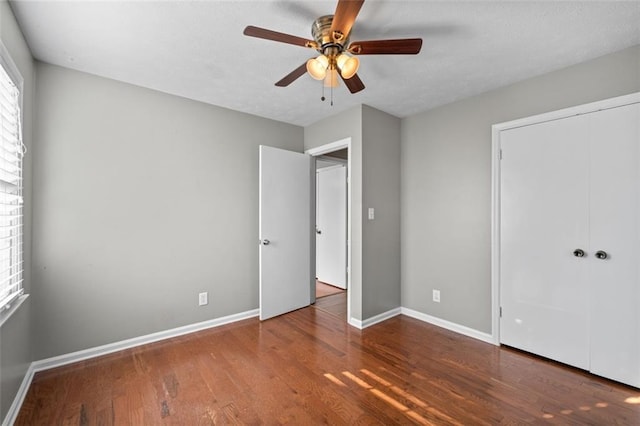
[
  {"left": 500, "top": 306, "right": 503, "bottom": 317},
  {"left": 499, "top": 149, "right": 503, "bottom": 160}
]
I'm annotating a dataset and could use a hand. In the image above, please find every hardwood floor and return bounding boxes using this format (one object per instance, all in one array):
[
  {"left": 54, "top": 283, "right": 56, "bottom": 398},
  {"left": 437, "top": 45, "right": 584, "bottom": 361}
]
[
  {"left": 16, "top": 307, "right": 640, "bottom": 425},
  {"left": 315, "top": 280, "right": 345, "bottom": 299},
  {"left": 313, "top": 291, "right": 347, "bottom": 321}
]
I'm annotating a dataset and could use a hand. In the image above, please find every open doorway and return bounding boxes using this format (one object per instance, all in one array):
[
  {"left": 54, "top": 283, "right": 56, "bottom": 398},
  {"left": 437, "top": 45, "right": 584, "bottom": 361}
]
[{"left": 306, "top": 139, "right": 351, "bottom": 321}]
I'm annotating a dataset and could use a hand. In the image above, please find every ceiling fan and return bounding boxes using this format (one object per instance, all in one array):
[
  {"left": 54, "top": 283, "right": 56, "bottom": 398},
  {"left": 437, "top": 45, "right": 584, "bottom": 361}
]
[{"left": 243, "top": 0, "right": 422, "bottom": 95}]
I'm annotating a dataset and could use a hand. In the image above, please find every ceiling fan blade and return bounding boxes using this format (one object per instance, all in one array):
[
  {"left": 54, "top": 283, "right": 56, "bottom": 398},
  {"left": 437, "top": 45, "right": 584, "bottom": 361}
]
[
  {"left": 330, "top": 0, "right": 365, "bottom": 41},
  {"left": 243, "top": 26, "right": 316, "bottom": 49},
  {"left": 340, "top": 73, "right": 365, "bottom": 94},
  {"left": 275, "top": 62, "right": 309, "bottom": 87},
  {"left": 348, "top": 38, "right": 423, "bottom": 55}
]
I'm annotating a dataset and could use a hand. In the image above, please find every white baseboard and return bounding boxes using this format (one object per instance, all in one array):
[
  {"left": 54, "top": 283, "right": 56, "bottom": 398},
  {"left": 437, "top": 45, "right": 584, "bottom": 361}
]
[
  {"left": 32, "top": 309, "right": 259, "bottom": 372},
  {"left": 349, "top": 307, "right": 402, "bottom": 330},
  {"left": 400, "top": 307, "right": 495, "bottom": 345},
  {"left": 2, "top": 309, "right": 259, "bottom": 426},
  {"left": 2, "top": 364, "right": 35, "bottom": 426},
  {"left": 348, "top": 317, "right": 363, "bottom": 329},
  {"left": 350, "top": 307, "right": 493, "bottom": 345}
]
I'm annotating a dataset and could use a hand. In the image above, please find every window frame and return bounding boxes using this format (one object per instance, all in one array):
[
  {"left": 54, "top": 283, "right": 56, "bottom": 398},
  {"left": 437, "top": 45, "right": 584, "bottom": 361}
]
[{"left": 0, "top": 40, "right": 25, "bottom": 316}]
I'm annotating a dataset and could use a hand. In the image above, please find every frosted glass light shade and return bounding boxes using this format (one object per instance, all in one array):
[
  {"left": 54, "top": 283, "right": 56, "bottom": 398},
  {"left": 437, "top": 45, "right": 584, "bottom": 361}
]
[
  {"left": 306, "top": 55, "right": 329, "bottom": 80},
  {"left": 336, "top": 54, "right": 359, "bottom": 79},
  {"left": 323, "top": 69, "right": 339, "bottom": 87}
]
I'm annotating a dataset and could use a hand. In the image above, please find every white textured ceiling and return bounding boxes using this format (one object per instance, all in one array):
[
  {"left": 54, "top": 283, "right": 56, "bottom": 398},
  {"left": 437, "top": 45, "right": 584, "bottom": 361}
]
[{"left": 9, "top": 0, "right": 640, "bottom": 126}]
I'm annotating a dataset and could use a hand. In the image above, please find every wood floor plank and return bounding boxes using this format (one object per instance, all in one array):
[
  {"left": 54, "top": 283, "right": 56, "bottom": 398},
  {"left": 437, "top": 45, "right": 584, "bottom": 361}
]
[
  {"left": 15, "top": 308, "right": 640, "bottom": 425},
  {"left": 313, "top": 291, "right": 347, "bottom": 320}
]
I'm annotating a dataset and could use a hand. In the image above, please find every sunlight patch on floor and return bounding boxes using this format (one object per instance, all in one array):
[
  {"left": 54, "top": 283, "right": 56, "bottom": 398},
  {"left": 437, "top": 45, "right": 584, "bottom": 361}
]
[
  {"left": 329, "top": 369, "right": 442, "bottom": 425},
  {"left": 544, "top": 400, "right": 613, "bottom": 420},
  {"left": 625, "top": 396, "right": 640, "bottom": 404},
  {"left": 360, "top": 369, "right": 391, "bottom": 386},
  {"left": 341, "top": 371, "right": 372, "bottom": 389},
  {"left": 323, "top": 373, "right": 346, "bottom": 387}
]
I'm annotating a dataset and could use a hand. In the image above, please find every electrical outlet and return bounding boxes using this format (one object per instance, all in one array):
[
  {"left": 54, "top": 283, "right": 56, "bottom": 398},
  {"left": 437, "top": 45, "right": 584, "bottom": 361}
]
[
  {"left": 199, "top": 292, "right": 208, "bottom": 306},
  {"left": 432, "top": 289, "right": 441, "bottom": 303}
]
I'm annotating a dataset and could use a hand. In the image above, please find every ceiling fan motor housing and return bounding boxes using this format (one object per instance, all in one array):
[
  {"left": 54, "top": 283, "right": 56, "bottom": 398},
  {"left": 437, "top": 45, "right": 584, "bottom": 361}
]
[{"left": 311, "top": 15, "right": 349, "bottom": 56}]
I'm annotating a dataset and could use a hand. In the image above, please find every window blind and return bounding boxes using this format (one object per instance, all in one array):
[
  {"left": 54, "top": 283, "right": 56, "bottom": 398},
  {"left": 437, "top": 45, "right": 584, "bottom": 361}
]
[{"left": 0, "top": 61, "right": 24, "bottom": 311}]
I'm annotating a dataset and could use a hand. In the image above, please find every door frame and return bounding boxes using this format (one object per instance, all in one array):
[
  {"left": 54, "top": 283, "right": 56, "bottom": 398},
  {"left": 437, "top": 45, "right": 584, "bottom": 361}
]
[
  {"left": 490, "top": 92, "right": 640, "bottom": 345},
  {"left": 306, "top": 138, "right": 352, "bottom": 322}
]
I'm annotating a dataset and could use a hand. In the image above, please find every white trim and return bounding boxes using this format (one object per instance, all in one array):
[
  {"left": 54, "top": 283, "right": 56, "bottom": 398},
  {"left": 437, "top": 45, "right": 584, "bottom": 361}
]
[
  {"left": 2, "top": 363, "right": 34, "bottom": 426},
  {"left": 0, "top": 294, "right": 28, "bottom": 328},
  {"left": 349, "top": 308, "right": 401, "bottom": 330},
  {"left": 305, "top": 138, "right": 351, "bottom": 156},
  {"left": 0, "top": 40, "right": 24, "bottom": 93},
  {"left": 401, "top": 307, "right": 495, "bottom": 345},
  {"left": 32, "top": 309, "right": 259, "bottom": 372},
  {"left": 365, "top": 307, "right": 401, "bottom": 328},
  {"left": 491, "top": 124, "right": 502, "bottom": 345},
  {"left": 316, "top": 163, "right": 345, "bottom": 173},
  {"left": 2, "top": 309, "right": 259, "bottom": 426},
  {"left": 306, "top": 138, "right": 353, "bottom": 325},
  {"left": 349, "top": 317, "right": 363, "bottom": 329},
  {"left": 316, "top": 156, "right": 347, "bottom": 167},
  {"left": 490, "top": 92, "right": 640, "bottom": 348},
  {"left": 493, "top": 92, "right": 640, "bottom": 133}
]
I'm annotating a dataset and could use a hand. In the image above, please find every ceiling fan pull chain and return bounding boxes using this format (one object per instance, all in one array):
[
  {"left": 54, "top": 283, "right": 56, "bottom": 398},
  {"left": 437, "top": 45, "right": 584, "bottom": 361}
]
[
  {"left": 321, "top": 81, "right": 326, "bottom": 102},
  {"left": 331, "top": 83, "right": 334, "bottom": 106}
]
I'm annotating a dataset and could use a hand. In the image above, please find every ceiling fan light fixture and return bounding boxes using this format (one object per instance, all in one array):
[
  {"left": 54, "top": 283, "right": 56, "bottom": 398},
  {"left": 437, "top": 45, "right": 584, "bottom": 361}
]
[
  {"left": 324, "top": 68, "right": 340, "bottom": 88},
  {"left": 306, "top": 55, "right": 329, "bottom": 80},
  {"left": 336, "top": 53, "right": 359, "bottom": 79}
]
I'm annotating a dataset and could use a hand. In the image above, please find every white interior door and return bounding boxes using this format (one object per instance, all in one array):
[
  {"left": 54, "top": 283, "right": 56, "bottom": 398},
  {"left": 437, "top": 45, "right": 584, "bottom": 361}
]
[
  {"left": 259, "top": 145, "right": 312, "bottom": 320},
  {"left": 316, "top": 165, "right": 347, "bottom": 289},
  {"left": 588, "top": 103, "right": 640, "bottom": 387},
  {"left": 499, "top": 115, "right": 591, "bottom": 370}
]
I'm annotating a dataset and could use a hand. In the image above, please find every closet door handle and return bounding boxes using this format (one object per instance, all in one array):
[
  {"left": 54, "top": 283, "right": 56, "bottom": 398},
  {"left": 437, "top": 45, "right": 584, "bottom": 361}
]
[
  {"left": 573, "top": 249, "right": 585, "bottom": 258},
  {"left": 595, "top": 250, "right": 608, "bottom": 260}
]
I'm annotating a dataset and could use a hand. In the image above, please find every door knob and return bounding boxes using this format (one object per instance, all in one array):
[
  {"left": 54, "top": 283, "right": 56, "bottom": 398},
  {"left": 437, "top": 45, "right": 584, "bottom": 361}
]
[
  {"left": 595, "top": 250, "right": 608, "bottom": 260},
  {"left": 260, "top": 239, "right": 270, "bottom": 246},
  {"left": 573, "top": 249, "right": 585, "bottom": 258}
]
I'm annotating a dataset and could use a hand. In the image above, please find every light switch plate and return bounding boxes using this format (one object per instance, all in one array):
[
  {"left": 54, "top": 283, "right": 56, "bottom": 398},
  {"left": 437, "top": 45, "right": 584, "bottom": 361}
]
[
  {"left": 368, "top": 207, "right": 375, "bottom": 220},
  {"left": 199, "top": 292, "right": 208, "bottom": 306}
]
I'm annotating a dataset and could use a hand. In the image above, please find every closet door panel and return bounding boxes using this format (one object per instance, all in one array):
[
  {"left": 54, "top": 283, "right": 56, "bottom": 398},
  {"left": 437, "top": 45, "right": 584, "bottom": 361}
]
[
  {"left": 589, "top": 103, "right": 640, "bottom": 387},
  {"left": 316, "top": 166, "right": 347, "bottom": 288},
  {"left": 500, "top": 115, "right": 590, "bottom": 369}
]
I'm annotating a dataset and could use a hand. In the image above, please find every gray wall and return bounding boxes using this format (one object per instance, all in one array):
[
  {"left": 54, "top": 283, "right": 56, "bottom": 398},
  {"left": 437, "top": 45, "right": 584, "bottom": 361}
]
[
  {"left": 32, "top": 63, "right": 303, "bottom": 359},
  {"left": 361, "top": 106, "right": 401, "bottom": 318},
  {"left": 305, "top": 105, "right": 402, "bottom": 322},
  {"left": 401, "top": 45, "right": 640, "bottom": 333},
  {"left": 305, "top": 105, "right": 363, "bottom": 320},
  {"left": 0, "top": 0, "right": 34, "bottom": 420}
]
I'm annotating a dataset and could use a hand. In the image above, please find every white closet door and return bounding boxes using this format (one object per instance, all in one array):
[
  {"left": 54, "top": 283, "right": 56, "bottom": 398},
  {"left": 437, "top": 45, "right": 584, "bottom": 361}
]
[
  {"left": 500, "top": 115, "right": 591, "bottom": 370},
  {"left": 588, "top": 103, "right": 640, "bottom": 387},
  {"left": 316, "top": 165, "right": 347, "bottom": 289}
]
